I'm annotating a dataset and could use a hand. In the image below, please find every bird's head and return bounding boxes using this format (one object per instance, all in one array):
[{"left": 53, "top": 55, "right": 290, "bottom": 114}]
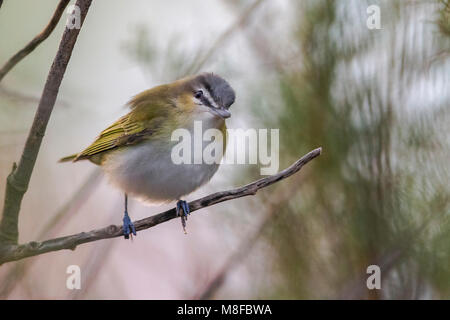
[{"left": 172, "top": 72, "right": 236, "bottom": 120}]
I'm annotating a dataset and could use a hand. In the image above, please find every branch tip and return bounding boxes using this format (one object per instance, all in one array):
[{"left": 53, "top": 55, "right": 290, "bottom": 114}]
[{"left": 0, "top": 147, "right": 321, "bottom": 265}]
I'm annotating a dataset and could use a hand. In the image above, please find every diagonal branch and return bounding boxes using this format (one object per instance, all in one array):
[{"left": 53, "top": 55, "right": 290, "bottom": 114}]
[
  {"left": 0, "top": 0, "right": 92, "bottom": 244},
  {"left": 0, "top": 147, "right": 322, "bottom": 265},
  {"left": 195, "top": 180, "right": 303, "bottom": 299},
  {"left": 0, "top": 169, "right": 101, "bottom": 298},
  {"left": 0, "top": 0, "right": 71, "bottom": 82}
]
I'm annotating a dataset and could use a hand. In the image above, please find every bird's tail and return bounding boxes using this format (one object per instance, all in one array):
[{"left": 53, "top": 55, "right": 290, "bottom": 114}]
[{"left": 58, "top": 153, "right": 78, "bottom": 162}]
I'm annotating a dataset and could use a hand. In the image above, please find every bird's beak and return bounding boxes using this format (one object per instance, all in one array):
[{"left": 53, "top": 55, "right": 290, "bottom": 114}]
[{"left": 210, "top": 107, "right": 231, "bottom": 119}]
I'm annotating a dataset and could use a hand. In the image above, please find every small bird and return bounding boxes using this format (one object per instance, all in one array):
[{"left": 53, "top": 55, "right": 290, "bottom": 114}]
[{"left": 60, "top": 73, "right": 235, "bottom": 238}]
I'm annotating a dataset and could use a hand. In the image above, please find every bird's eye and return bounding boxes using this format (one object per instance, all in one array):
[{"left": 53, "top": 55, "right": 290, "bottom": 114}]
[{"left": 194, "top": 90, "right": 203, "bottom": 99}]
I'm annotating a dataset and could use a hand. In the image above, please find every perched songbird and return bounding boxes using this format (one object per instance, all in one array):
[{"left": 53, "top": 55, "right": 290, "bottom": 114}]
[{"left": 60, "top": 73, "right": 235, "bottom": 238}]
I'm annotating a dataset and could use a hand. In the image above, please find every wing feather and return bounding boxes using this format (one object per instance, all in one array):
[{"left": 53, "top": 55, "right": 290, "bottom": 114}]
[
  {"left": 61, "top": 85, "right": 171, "bottom": 164},
  {"left": 74, "top": 112, "right": 160, "bottom": 162}
]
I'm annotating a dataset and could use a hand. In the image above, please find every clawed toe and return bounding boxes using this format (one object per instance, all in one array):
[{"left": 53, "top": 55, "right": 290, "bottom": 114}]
[
  {"left": 176, "top": 200, "right": 190, "bottom": 233},
  {"left": 123, "top": 212, "right": 136, "bottom": 239}
]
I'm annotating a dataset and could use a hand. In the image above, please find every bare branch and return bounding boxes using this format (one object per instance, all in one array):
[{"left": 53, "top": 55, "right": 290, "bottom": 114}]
[
  {"left": 0, "top": 169, "right": 101, "bottom": 298},
  {"left": 0, "top": 0, "right": 71, "bottom": 82},
  {"left": 0, "top": 0, "right": 92, "bottom": 244},
  {"left": 0, "top": 85, "right": 71, "bottom": 107},
  {"left": 195, "top": 180, "right": 303, "bottom": 299},
  {"left": 0, "top": 85, "right": 41, "bottom": 104},
  {"left": 0, "top": 147, "right": 322, "bottom": 265}
]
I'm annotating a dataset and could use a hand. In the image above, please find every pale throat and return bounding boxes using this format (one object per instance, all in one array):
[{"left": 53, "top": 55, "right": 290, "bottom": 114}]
[{"left": 180, "top": 104, "right": 225, "bottom": 133}]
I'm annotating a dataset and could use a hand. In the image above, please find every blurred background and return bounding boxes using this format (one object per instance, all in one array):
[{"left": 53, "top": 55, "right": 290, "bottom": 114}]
[{"left": 0, "top": 0, "right": 449, "bottom": 299}]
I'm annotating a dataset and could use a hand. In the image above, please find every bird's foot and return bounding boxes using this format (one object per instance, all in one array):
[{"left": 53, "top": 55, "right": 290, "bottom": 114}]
[
  {"left": 122, "top": 211, "right": 136, "bottom": 240},
  {"left": 176, "top": 200, "right": 190, "bottom": 234}
]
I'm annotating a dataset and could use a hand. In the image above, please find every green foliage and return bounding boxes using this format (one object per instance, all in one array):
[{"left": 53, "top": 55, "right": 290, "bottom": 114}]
[
  {"left": 124, "top": 0, "right": 450, "bottom": 299},
  {"left": 257, "top": 0, "right": 450, "bottom": 299}
]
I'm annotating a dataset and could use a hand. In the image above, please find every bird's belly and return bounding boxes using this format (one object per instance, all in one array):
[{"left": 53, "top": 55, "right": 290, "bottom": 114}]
[{"left": 102, "top": 141, "right": 220, "bottom": 203}]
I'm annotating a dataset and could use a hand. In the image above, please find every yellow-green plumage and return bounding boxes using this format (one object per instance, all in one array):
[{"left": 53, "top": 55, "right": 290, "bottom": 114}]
[
  {"left": 60, "top": 73, "right": 234, "bottom": 204},
  {"left": 61, "top": 84, "right": 173, "bottom": 164}
]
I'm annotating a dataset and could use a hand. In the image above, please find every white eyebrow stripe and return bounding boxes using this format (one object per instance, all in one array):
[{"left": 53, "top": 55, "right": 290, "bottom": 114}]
[{"left": 202, "top": 87, "right": 219, "bottom": 109}]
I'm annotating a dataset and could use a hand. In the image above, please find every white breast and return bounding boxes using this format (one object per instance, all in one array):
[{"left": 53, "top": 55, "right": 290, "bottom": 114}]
[{"left": 102, "top": 113, "right": 223, "bottom": 204}]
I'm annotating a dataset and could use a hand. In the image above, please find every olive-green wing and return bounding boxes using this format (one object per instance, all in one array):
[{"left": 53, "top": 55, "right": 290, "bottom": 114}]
[
  {"left": 74, "top": 114, "right": 146, "bottom": 161},
  {"left": 60, "top": 86, "right": 171, "bottom": 164},
  {"left": 61, "top": 112, "right": 162, "bottom": 164}
]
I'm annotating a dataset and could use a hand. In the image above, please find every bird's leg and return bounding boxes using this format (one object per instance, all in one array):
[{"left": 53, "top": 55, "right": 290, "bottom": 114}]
[
  {"left": 176, "top": 200, "right": 190, "bottom": 234},
  {"left": 122, "top": 193, "right": 136, "bottom": 239}
]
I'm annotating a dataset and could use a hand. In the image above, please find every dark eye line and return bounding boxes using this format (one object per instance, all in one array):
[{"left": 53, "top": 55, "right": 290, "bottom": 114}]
[
  {"left": 200, "top": 95, "right": 215, "bottom": 109},
  {"left": 193, "top": 88, "right": 217, "bottom": 109}
]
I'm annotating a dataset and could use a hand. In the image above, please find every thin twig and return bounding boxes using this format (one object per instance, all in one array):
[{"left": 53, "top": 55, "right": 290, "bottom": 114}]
[
  {"left": 0, "top": 0, "right": 92, "bottom": 245},
  {"left": 67, "top": 186, "right": 122, "bottom": 300},
  {"left": 0, "top": 85, "right": 71, "bottom": 107},
  {"left": 0, "top": 0, "right": 71, "bottom": 82},
  {"left": 195, "top": 179, "right": 303, "bottom": 299},
  {"left": 0, "top": 85, "right": 41, "bottom": 104},
  {"left": 69, "top": 207, "right": 119, "bottom": 299},
  {"left": 0, "top": 147, "right": 321, "bottom": 265},
  {"left": 0, "top": 169, "right": 102, "bottom": 298}
]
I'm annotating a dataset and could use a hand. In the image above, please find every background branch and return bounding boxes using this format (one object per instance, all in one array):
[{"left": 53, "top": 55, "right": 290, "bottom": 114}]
[
  {"left": 195, "top": 179, "right": 303, "bottom": 299},
  {"left": 0, "top": 0, "right": 70, "bottom": 82},
  {"left": 0, "top": 169, "right": 101, "bottom": 298},
  {"left": 185, "top": 0, "right": 265, "bottom": 75},
  {"left": 0, "top": 147, "right": 321, "bottom": 265},
  {"left": 0, "top": 0, "right": 92, "bottom": 244}
]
